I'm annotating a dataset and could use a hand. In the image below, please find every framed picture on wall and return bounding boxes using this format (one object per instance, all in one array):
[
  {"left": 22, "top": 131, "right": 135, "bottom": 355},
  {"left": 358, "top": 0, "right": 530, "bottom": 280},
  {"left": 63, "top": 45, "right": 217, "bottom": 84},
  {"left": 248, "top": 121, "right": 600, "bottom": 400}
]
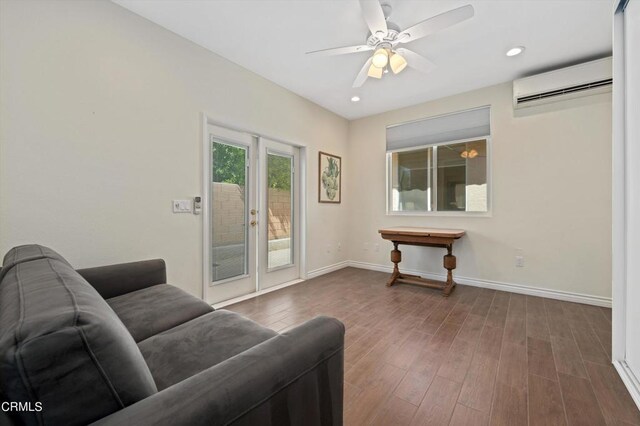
[{"left": 318, "top": 151, "right": 341, "bottom": 204}]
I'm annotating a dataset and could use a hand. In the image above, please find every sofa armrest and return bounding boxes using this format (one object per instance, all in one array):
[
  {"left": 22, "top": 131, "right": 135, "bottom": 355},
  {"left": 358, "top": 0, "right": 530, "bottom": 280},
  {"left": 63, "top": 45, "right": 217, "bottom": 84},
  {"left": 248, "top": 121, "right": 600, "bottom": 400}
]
[
  {"left": 76, "top": 259, "right": 166, "bottom": 299},
  {"left": 91, "top": 316, "right": 345, "bottom": 426}
]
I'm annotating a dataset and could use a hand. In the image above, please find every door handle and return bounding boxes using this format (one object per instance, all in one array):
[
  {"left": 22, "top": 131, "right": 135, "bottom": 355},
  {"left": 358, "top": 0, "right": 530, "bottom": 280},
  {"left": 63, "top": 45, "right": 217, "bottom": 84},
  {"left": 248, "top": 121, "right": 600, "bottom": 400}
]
[
  {"left": 250, "top": 209, "right": 258, "bottom": 216},
  {"left": 250, "top": 220, "right": 258, "bottom": 227}
]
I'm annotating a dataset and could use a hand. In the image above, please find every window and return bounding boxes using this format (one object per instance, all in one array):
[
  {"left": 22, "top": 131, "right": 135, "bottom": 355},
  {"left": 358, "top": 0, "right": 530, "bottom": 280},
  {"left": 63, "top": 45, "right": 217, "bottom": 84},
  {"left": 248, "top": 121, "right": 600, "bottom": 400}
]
[{"left": 387, "top": 107, "right": 490, "bottom": 213}]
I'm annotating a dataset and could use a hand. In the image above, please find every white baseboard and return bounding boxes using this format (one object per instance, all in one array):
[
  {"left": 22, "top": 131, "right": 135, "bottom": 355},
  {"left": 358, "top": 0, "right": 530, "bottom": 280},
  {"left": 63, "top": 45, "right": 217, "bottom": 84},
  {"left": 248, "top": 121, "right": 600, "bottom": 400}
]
[
  {"left": 212, "top": 278, "right": 304, "bottom": 309},
  {"left": 212, "top": 261, "right": 350, "bottom": 308},
  {"left": 614, "top": 360, "right": 640, "bottom": 410},
  {"left": 347, "top": 260, "right": 612, "bottom": 308},
  {"left": 306, "top": 260, "right": 350, "bottom": 279},
  {"left": 215, "top": 259, "right": 611, "bottom": 309}
]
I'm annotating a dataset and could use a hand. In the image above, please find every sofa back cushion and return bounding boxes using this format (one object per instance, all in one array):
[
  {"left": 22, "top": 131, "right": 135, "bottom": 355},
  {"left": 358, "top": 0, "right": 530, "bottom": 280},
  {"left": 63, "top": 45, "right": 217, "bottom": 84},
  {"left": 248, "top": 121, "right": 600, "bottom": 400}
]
[{"left": 0, "top": 245, "right": 157, "bottom": 426}]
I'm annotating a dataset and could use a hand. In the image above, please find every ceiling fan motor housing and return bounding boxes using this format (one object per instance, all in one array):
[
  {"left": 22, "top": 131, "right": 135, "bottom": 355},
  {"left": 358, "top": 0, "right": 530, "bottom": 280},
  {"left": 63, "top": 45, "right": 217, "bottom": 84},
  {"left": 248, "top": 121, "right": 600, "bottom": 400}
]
[{"left": 366, "top": 20, "right": 401, "bottom": 47}]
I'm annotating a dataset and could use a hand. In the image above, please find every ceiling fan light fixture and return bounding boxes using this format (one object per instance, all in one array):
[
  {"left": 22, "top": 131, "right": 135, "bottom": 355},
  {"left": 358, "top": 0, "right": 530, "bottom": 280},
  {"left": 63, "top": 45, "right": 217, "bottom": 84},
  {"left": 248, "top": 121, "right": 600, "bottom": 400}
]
[
  {"left": 460, "top": 149, "right": 478, "bottom": 159},
  {"left": 367, "top": 63, "right": 383, "bottom": 79},
  {"left": 371, "top": 48, "right": 389, "bottom": 68},
  {"left": 390, "top": 52, "right": 408, "bottom": 74}
]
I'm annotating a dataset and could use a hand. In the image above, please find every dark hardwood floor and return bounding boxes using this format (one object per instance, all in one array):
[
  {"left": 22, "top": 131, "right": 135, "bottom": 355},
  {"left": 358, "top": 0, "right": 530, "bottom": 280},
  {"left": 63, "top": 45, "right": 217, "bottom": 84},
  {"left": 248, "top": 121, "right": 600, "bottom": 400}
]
[{"left": 225, "top": 267, "right": 639, "bottom": 426}]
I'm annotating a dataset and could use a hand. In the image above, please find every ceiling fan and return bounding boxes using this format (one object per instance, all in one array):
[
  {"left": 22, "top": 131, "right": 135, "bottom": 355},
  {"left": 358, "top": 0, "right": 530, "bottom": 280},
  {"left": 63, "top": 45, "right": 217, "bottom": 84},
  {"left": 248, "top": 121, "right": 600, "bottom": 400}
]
[{"left": 306, "top": 1, "right": 474, "bottom": 88}]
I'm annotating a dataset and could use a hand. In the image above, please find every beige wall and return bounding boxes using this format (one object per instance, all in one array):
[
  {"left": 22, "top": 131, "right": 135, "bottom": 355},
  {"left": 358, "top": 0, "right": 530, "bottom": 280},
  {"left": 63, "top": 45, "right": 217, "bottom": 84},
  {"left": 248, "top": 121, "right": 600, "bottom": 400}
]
[
  {"left": 0, "top": 0, "right": 350, "bottom": 297},
  {"left": 0, "top": 0, "right": 613, "bottom": 301},
  {"left": 347, "top": 82, "right": 612, "bottom": 299}
]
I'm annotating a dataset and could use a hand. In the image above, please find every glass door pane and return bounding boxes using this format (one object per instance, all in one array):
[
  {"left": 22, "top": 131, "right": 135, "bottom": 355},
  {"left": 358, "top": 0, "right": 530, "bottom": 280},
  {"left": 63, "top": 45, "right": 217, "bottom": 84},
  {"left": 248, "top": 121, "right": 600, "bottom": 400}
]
[
  {"left": 266, "top": 153, "right": 293, "bottom": 269},
  {"left": 258, "top": 138, "right": 300, "bottom": 290},
  {"left": 211, "top": 140, "right": 248, "bottom": 281}
]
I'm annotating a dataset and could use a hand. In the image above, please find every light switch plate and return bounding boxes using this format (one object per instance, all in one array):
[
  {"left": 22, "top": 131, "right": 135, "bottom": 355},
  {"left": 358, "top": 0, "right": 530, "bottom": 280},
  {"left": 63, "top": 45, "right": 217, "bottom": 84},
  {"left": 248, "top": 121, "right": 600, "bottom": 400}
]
[{"left": 172, "top": 199, "right": 192, "bottom": 213}]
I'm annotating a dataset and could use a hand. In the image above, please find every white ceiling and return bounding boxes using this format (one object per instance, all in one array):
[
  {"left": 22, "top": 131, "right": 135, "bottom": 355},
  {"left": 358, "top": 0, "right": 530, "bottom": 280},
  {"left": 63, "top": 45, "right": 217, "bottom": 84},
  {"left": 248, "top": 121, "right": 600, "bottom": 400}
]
[{"left": 113, "top": 0, "right": 612, "bottom": 120}]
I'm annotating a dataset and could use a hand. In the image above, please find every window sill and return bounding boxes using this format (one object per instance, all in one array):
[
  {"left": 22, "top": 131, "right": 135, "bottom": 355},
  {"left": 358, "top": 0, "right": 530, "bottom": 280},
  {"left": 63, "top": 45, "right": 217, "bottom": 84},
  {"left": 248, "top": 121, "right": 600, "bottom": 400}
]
[{"left": 386, "top": 210, "right": 492, "bottom": 218}]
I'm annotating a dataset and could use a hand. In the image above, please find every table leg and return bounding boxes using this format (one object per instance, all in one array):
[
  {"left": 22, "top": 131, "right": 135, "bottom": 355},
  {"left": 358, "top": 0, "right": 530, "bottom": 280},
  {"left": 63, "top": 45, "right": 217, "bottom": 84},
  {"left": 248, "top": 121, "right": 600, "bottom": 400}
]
[
  {"left": 443, "top": 244, "right": 457, "bottom": 296},
  {"left": 387, "top": 242, "right": 401, "bottom": 287}
]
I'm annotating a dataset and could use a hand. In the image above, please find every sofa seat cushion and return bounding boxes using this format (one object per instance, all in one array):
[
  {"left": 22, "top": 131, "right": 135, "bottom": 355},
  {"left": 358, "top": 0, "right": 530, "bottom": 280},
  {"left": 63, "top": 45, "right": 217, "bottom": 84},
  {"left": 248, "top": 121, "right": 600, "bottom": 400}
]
[
  {"left": 138, "top": 310, "right": 277, "bottom": 390},
  {"left": 107, "top": 284, "right": 213, "bottom": 342}
]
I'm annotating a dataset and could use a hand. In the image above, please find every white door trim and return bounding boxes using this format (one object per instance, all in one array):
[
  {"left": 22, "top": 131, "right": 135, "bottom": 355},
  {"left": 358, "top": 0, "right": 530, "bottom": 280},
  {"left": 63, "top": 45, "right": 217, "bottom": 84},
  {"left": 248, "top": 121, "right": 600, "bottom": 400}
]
[
  {"left": 201, "top": 113, "right": 307, "bottom": 303},
  {"left": 201, "top": 113, "right": 210, "bottom": 301},
  {"left": 612, "top": 0, "right": 640, "bottom": 409},
  {"left": 612, "top": 1, "right": 627, "bottom": 364}
]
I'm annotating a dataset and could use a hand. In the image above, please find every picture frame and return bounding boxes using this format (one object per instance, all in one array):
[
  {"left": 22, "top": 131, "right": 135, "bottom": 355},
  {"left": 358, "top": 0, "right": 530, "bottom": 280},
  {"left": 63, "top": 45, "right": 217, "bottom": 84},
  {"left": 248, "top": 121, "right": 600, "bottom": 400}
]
[{"left": 318, "top": 151, "right": 341, "bottom": 204}]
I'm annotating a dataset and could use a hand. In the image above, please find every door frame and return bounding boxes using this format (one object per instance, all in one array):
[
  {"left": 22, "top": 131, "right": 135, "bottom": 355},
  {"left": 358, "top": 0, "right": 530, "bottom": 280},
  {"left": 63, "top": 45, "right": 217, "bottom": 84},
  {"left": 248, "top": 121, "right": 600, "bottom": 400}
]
[
  {"left": 201, "top": 113, "right": 308, "bottom": 304},
  {"left": 612, "top": 0, "right": 640, "bottom": 410},
  {"left": 258, "top": 138, "right": 301, "bottom": 289}
]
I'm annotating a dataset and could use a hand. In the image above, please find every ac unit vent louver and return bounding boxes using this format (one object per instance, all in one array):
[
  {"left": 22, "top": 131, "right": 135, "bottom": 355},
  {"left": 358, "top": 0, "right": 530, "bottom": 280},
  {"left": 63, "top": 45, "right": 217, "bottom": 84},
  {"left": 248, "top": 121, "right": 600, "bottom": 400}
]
[{"left": 513, "top": 57, "right": 612, "bottom": 109}]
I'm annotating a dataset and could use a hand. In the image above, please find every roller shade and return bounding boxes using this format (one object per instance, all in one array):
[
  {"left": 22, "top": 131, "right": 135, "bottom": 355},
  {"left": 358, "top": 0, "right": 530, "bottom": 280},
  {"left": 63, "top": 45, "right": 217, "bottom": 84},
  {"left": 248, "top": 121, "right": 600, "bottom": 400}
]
[{"left": 386, "top": 106, "right": 491, "bottom": 151}]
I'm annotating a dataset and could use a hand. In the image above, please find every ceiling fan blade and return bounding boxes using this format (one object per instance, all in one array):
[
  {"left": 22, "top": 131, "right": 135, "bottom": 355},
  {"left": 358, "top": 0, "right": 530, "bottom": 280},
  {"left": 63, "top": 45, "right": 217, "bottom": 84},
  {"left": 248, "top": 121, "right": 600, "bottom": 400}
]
[
  {"left": 395, "top": 48, "right": 436, "bottom": 74},
  {"left": 353, "top": 57, "right": 373, "bottom": 88},
  {"left": 306, "top": 44, "right": 372, "bottom": 56},
  {"left": 359, "top": 0, "right": 388, "bottom": 37},
  {"left": 397, "top": 4, "right": 474, "bottom": 44}
]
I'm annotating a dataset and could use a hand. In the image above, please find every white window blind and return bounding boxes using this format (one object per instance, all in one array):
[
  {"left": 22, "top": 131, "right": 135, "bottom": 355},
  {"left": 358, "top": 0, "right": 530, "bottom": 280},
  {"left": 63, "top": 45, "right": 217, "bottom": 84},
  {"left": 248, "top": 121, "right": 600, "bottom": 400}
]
[{"left": 386, "top": 106, "right": 491, "bottom": 151}]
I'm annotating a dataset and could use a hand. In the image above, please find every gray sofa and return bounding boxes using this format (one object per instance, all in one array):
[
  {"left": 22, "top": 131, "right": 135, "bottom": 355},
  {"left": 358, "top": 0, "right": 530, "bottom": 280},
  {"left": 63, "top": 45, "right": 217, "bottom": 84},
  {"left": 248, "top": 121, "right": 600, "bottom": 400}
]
[{"left": 0, "top": 245, "right": 344, "bottom": 426}]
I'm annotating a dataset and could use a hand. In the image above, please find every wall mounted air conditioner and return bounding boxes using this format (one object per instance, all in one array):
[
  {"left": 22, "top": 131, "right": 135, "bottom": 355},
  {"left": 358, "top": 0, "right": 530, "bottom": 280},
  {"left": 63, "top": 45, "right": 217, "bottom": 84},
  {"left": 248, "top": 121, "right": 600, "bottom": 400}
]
[{"left": 513, "top": 57, "right": 612, "bottom": 109}]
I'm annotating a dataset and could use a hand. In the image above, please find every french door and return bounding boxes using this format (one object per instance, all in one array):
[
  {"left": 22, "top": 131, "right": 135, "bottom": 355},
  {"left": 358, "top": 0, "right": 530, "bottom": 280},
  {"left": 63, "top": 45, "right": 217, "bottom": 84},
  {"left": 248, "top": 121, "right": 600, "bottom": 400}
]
[
  {"left": 206, "top": 125, "right": 300, "bottom": 305},
  {"left": 259, "top": 138, "right": 301, "bottom": 289}
]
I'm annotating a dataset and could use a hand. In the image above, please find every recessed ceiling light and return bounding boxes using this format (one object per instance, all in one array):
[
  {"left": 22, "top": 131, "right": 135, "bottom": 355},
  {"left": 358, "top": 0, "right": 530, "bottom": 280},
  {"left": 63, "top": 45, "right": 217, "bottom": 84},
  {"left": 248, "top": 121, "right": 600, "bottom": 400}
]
[
  {"left": 351, "top": 96, "right": 360, "bottom": 102},
  {"left": 506, "top": 46, "right": 525, "bottom": 57}
]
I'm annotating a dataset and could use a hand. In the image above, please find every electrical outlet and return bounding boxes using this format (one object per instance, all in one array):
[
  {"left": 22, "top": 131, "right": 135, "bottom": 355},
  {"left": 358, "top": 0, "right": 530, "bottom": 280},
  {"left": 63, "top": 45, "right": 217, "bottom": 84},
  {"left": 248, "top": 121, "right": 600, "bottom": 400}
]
[
  {"left": 363, "top": 243, "right": 369, "bottom": 252},
  {"left": 337, "top": 242, "right": 342, "bottom": 252},
  {"left": 515, "top": 256, "right": 525, "bottom": 267},
  {"left": 326, "top": 244, "right": 331, "bottom": 254},
  {"left": 374, "top": 243, "right": 380, "bottom": 253}
]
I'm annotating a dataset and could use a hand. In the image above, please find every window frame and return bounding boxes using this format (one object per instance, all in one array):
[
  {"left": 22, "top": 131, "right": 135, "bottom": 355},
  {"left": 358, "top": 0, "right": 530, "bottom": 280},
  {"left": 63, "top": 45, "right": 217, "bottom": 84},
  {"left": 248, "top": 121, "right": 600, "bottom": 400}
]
[{"left": 386, "top": 135, "right": 493, "bottom": 217}]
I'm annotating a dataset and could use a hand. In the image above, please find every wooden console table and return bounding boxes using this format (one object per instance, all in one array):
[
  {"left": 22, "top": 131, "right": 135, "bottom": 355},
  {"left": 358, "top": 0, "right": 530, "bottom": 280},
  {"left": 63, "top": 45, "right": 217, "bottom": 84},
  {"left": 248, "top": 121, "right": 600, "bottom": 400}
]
[{"left": 378, "top": 227, "right": 466, "bottom": 297}]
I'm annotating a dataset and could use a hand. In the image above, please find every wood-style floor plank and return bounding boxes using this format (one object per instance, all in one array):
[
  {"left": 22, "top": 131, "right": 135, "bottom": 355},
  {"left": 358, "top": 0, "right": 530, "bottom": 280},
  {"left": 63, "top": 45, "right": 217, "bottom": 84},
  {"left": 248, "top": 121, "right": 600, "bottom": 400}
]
[
  {"left": 584, "top": 361, "right": 640, "bottom": 425},
  {"left": 550, "top": 335, "right": 588, "bottom": 379},
  {"left": 485, "top": 292, "right": 510, "bottom": 329},
  {"left": 471, "top": 291, "right": 495, "bottom": 317},
  {"left": 449, "top": 403, "right": 490, "bottom": 426},
  {"left": 527, "top": 312, "right": 551, "bottom": 342},
  {"left": 528, "top": 337, "right": 558, "bottom": 381},
  {"left": 223, "top": 268, "right": 636, "bottom": 426},
  {"left": 371, "top": 395, "right": 419, "bottom": 426},
  {"left": 344, "top": 362, "right": 406, "bottom": 425},
  {"left": 570, "top": 325, "right": 610, "bottom": 365},
  {"left": 438, "top": 336, "right": 478, "bottom": 384},
  {"left": 458, "top": 355, "right": 499, "bottom": 413},
  {"left": 558, "top": 373, "right": 607, "bottom": 426},
  {"left": 457, "top": 314, "right": 486, "bottom": 343},
  {"left": 385, "top": 330, "right": 433, "bottom": 370},
  {"left": 496, "top": 341, "right": 528, "bottom": 392},
  {"left": 396, "top": 370, "right": 436, "bottom": 406},
  {"left": 410, "top": 376, "right": 461, "bottom": 426},
  {"left": 504, "top": 315, "right": 527, "bottom": 347},
  {"left": 489, "top": 382, "right": 528, "bottom": 426},
  {"left": 528, "top": 374, "right": 567, "bottom": 426},
  {"left": 343, "top": 381, "right": 362, "bottom": 411}
]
